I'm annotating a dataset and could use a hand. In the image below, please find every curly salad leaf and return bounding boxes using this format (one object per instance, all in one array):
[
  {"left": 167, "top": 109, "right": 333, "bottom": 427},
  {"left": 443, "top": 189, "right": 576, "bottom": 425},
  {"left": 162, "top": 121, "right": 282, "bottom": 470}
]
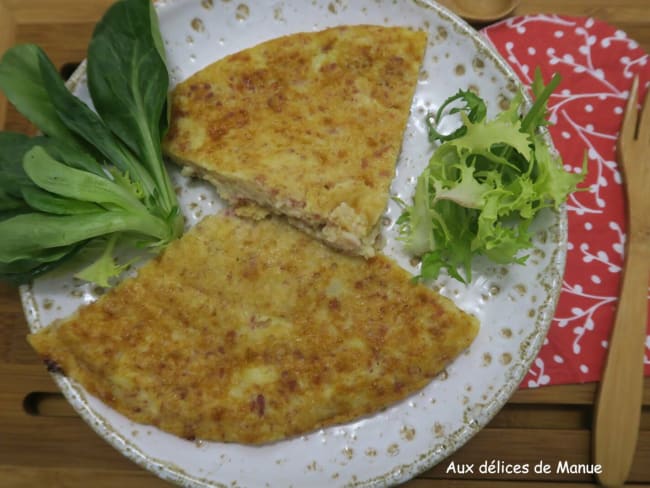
[
  {"left": 398, "top": 69, "right": 586, "bottom": 283},
  {"left": 0, "top": 0, "right": 183, "bottom": 285}
]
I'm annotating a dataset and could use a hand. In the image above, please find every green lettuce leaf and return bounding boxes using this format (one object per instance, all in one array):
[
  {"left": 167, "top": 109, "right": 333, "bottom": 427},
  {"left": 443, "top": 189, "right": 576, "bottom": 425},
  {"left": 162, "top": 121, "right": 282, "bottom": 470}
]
[{"left": 399, "top": 70, "right": 586, "bottom": 283}]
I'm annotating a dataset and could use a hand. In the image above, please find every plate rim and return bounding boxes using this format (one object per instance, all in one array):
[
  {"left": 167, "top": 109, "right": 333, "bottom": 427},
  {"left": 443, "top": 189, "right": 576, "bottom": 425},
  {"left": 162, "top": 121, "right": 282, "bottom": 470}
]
[{"left": 18, "top": 0, "right": 569, "bottom": 486}]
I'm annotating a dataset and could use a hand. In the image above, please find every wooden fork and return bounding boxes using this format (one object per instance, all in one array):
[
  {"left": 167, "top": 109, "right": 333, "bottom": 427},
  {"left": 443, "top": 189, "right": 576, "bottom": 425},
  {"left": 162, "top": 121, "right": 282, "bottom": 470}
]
[{"left": 593, "top": 75, "right": 650, "bottom": 487}]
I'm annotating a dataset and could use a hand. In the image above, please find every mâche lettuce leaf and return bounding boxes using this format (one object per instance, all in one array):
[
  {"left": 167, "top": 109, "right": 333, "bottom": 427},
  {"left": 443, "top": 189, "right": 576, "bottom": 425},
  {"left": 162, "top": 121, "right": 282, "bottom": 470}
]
[
  {"left": 0, "top": 0, "right": 183, "bottom": 285},
  {"left": 398, "top": 69, "right": 586, "bottom": 283}
]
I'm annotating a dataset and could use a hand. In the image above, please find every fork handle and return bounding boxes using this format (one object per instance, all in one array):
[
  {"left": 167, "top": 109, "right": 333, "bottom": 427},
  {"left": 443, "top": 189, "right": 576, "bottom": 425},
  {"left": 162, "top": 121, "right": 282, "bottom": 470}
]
[{"left": 593, "top": 240, "right": 649, "bottom": 487}]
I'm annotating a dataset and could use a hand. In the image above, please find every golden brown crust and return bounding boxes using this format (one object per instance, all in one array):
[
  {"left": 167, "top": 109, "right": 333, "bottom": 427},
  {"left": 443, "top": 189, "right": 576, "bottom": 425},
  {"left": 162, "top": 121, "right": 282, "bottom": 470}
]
[
  {"left": 163, "top": 25, "right": 428, "bottom": 256},
  {"left": 28, "top": 213, "right": 478, "bottom": 445}
]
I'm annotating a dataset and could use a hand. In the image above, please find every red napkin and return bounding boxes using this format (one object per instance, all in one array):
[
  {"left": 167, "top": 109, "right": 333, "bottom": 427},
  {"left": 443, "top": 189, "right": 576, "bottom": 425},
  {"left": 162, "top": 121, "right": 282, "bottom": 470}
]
[{"left": 480, "top": 15, "right": 650, "bottom": 387}]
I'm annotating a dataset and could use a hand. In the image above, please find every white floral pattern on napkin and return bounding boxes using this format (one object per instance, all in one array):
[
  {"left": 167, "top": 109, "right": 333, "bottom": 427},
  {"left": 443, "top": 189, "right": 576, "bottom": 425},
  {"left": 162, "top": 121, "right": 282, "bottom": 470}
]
[{"left": 482, "top": 15, "right": 650, "bottom": 387}]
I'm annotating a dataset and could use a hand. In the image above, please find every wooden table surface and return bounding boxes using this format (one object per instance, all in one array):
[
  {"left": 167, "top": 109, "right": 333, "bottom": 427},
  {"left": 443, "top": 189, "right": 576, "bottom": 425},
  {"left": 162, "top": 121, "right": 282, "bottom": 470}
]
[{"left": 0, "top": 1, "right": 649, "bottom": 487}]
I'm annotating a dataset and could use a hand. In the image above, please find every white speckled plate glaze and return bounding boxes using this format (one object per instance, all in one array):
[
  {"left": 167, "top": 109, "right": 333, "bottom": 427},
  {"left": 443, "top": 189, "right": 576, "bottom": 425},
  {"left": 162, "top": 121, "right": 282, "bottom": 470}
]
[{"left": 20, "top": 1, "right": 568, "bottom": 487}]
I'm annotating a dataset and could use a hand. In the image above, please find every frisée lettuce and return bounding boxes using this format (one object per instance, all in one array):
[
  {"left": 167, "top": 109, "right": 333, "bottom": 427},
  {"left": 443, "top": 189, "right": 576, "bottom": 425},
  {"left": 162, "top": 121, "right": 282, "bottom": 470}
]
[{"left": 397, "top": 69, "right": 586, "bottom": 283}]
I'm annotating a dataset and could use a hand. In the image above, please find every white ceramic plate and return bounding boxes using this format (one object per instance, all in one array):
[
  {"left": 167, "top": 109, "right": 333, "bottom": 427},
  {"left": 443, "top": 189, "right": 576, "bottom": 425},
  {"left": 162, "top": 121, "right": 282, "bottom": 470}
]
[{"left": 20, "top": 1, "right": 567, "bottom": 486}]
